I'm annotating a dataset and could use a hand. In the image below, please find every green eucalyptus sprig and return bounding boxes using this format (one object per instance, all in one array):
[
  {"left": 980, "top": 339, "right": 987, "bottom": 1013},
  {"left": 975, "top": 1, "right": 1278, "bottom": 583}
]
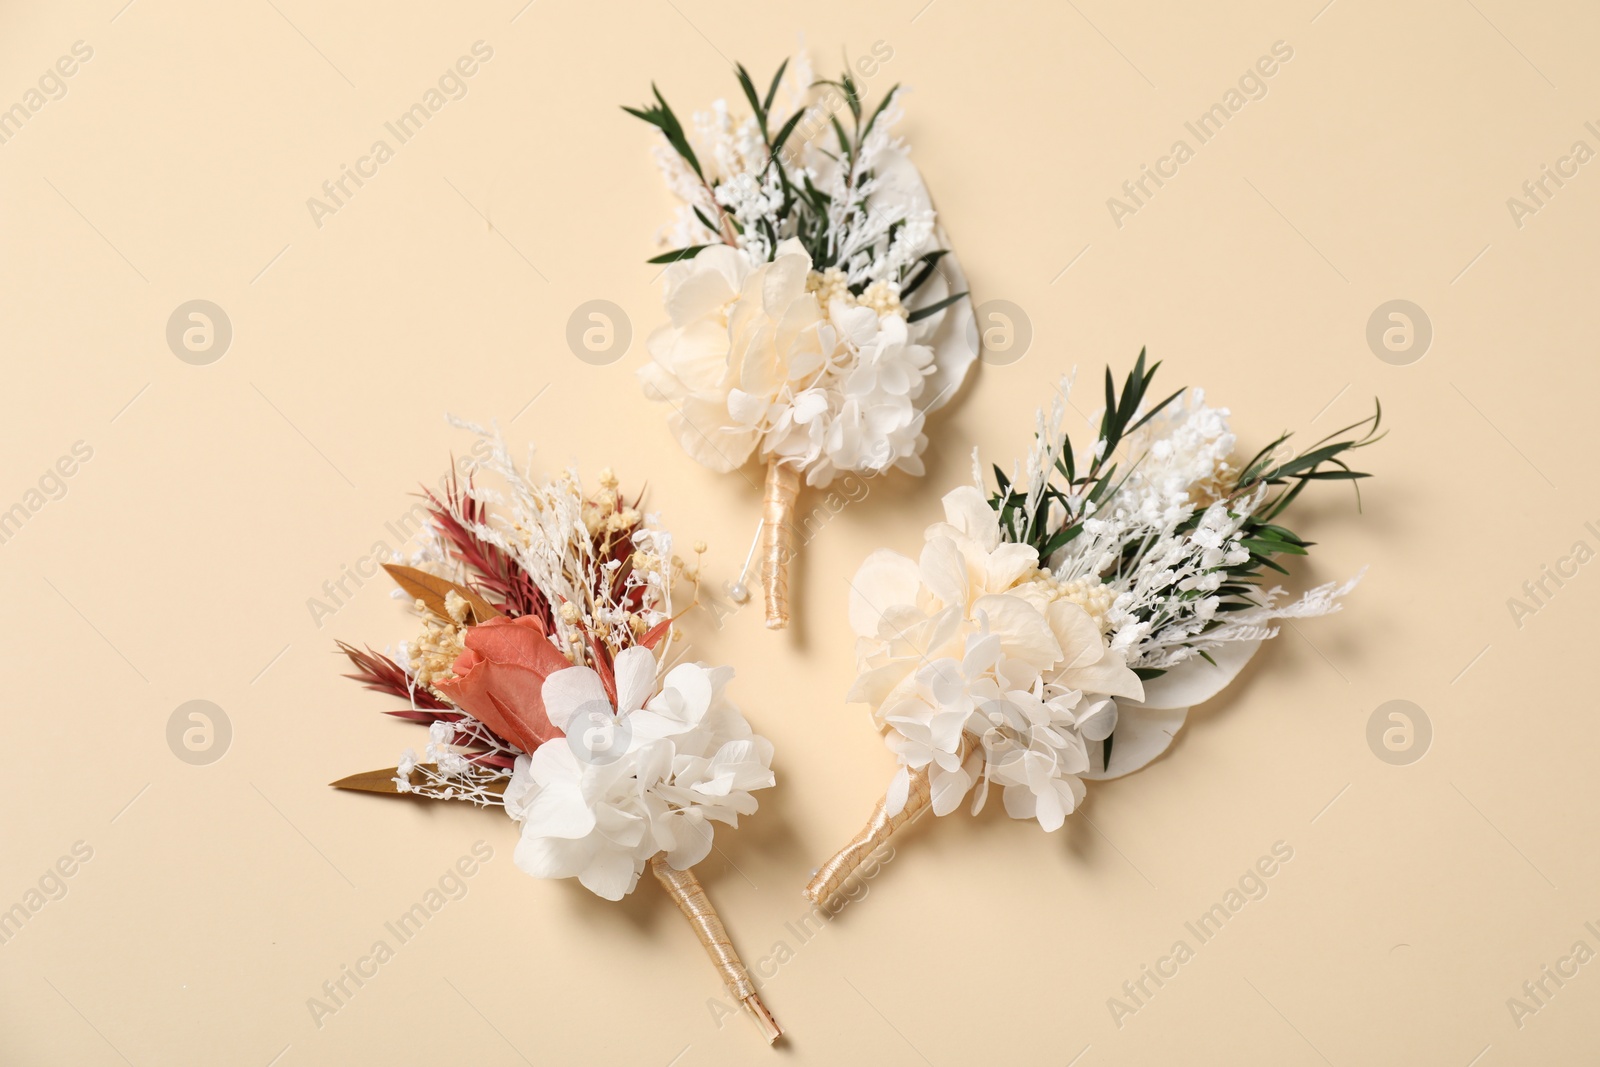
[
  {"left": 988, "top": 350, "right": 1382, "bottom": 613},
  {"left": 627, "top": 61, "right": 965, "bottom": 312},
  {"left": 990, "top": 349, "right": 1184, "bottom": 558}
]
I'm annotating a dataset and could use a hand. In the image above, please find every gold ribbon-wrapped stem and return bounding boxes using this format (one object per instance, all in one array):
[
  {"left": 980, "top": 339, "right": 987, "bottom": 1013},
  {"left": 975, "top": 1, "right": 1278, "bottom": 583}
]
[
  {"left": 760, "top": 459, "right": 800, "bottom": 630},
  {"left": 804, "top": 764, "right": 932, "bottom": 908},
  {"left": 651, "top": 855, "right": 782, "bottom": 1045}
]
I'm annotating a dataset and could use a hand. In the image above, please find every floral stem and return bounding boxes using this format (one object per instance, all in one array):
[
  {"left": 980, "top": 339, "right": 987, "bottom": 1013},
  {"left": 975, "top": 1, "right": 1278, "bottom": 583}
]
[
  {"left": 696, "top": 177, "right": 739, "bottom": 246},
  {"left": 651, "top": 855, "right": 782, "bottom": 1045},
  {"left": 804, "top": 763, "right": 932, "bottom": 908},
  {"left": 760, "top": 460, "right": 800, "bottom": 630}
]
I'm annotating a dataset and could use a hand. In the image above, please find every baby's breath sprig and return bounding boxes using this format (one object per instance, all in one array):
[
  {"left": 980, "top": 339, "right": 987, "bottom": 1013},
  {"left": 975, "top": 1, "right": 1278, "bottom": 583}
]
[
  {"left": 627, "top": 60, "right": 964, "bottom": 307},
  {"left": 985, "top": 351, "right": 1383, "bottom": 690},
  {"left": 989, "top": 348, "right": 1183, "bottom": 558}
]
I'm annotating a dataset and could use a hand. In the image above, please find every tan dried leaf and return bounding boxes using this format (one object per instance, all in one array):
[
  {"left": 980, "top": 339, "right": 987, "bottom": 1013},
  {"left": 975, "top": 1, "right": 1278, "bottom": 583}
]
[
  {"left": 382, "top": 563, "right": 501, "bottom": 625},
  {"left": 329, "top": 764, "right": 508, "bottom": 797}
]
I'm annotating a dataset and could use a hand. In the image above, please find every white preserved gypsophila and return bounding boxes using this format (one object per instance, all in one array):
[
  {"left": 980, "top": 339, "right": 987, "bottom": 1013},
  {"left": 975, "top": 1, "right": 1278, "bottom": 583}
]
[
  {"left": 390, "top": 710, "right": 519, "bottom": 809},
  {"left": 1021, "top": 379, "right": 1360, "bottom": 676},
  {"left": 1106, "top": 388, "right": 1236, "bottom": 526},
  {"left": 845, "top": 487, "right": 1145, "bottom": 830},
  {"left": 442, "top": 417, "right": 679, "bottom": 662},
  {"left": 501, "top": 647, "right": 776, "bottom": 900},
  {"left": 651, "top": 57, "right": 814, "bottom": 254}
]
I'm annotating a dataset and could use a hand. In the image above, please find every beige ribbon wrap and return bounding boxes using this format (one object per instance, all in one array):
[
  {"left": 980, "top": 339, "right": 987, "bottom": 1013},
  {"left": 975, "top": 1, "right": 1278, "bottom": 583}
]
[
  {"left": 803, "top": 764, "right": 933, "bottom": 908},
  {"left": 760, "top": 460, "right": 800, "bottom": 630},
  {"left": 651, "top": 855, "right": 782, "bottom": 1044}
]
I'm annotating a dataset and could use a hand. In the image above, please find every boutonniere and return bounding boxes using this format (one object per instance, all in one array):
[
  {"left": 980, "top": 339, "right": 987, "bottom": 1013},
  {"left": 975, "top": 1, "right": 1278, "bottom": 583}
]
[
  {"left": 629, "top": 51, "right": 977, "bottom": 630},
  {"left": 333, "top": 425, "right": 782, "bottom": 1043},
  {"left": 807, "top": 354, "right": 1382, "bottom": 907}
]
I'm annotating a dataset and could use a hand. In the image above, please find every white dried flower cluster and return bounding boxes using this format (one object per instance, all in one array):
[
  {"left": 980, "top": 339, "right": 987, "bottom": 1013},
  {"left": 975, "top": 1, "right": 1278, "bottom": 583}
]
[
  {"left": 640, "top": 240, "right": 937, "bottom": 487},
  {"left": 816, "top": 91, "right": 937, "bottom": 290},
  {"left": 653, "top": 54, "right": 815, "bottom": 256},
  {"left": 651, "top": 53, "right": 927, "bottom": 281},
  {"left": 443, "top": 418, "right": 678, "bottom": 666},
  {"left": 503, "top": 648, "right": 775, "bottom": 900},
  {"left": 1104, "top": 388, "right": 1237, "bottom": 525},
  {"left": 394, "top": 717, "right": 521, "bottom": 808},
  {"left": 846, "top": 487, "right": 1144, "bottom": 831},
  {"left": 1018, "top": 381, "right": 1358, "bottom": 674}
]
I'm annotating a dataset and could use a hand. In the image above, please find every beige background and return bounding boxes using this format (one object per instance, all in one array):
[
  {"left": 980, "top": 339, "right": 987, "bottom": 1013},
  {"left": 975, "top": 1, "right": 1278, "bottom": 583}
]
[{"left": 3, "top": 0, "right": 1597, "bottom": 1063}]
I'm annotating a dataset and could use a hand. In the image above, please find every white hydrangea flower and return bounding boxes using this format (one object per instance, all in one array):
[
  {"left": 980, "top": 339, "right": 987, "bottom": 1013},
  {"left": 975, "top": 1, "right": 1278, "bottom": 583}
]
[
  {"left": 846, "top": 487, "right": 1143, "bottom": 831},
  {"left": 640, "top": 239, "right": 940, "bottom": 488},
  {"left": 503, "top": 646, "right": 775, "bottom": 901}
]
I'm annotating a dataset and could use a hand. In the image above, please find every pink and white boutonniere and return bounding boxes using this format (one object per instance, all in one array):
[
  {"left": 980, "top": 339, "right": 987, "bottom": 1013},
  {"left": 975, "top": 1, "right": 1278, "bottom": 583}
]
[{"left": 333, "top": 426, "right": 782, "bottom": 1043}]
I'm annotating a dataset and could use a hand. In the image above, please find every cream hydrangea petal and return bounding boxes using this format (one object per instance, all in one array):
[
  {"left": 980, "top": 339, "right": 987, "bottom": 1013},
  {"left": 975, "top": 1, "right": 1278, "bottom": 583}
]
[
  {"left": 526, "top": 736, "right": 578, "bottom": 783},
  {"left": 847, "top": 659, "right": 918, "bottom": 708},
  {"left": 1060, "top": 654, "right": 1144, "bottom": 702},
  {"left": 1056, "top": 736, "right": 1091, "bottom": 776},
  {"left": 638, "top": 381, "right": 685, "bottom": 432},
  {"left": 763, "top": 240, "right": 811, "bottom": 310},
  {"left": 501, "top": 753, "right": 537, "bottom": 821},
  {"left": 662, "top": 811, "right": 714, "bottom": 869},
  {"left": 1076, "top": 697, "right": 1118, "bottom": 742},
  {"left": 665, "top": 396, "right": 758, "bottom": 473},
  {"left": 940, "top": 486, "right": 1001, "bottom": 550},
  {"left": 1001, "top": 783, "right": 1037, "bottom": 822},
  {"left": 522, "top": 779, "right": 597, "bottom": 840},
  {"left": 627, "top": 709, "right": 691, "bottom": 743},
  {"left": 514, "top": 827, "right": 596, "bottom": 881},
  {"left": 735, "top": 336, "right": 786, "bottom": 399},
  {"left": 578, "top": 849, "right": 641, "bottom": 902},
  {"left": 919, "top": 536, "right": 969, "bottom": 611},
  {"left": 1046, "top": 601, "right": 1144, "bottom": 700},
  {"left": 848, "top": 549, "right": 921, "bottom": 637},
  {"left": 831, "top": 301, "right": 881, "bottom": 347},
  {"left": 695, "top": 739, "right": 775, "bottom": 795},
  {"left": 971, "top": 594, "right": 1061, "bottom": 668},
  {"left": 1034, "top": 784, "right": 1068, "bottom": 832},
  {"left": 884, "top": 764, "right": 911, "bottom": 817},
  {"left": 654, "top": 662, "right": 715, "bottom": 725},
  {"left": 593, "top": 796, "right": 648, "bottom": 849},
  {"left": 985, "top": 542, "right": 1041, "bottom": 592},
  {"left": 645, "top": 319, "right": 730, "bottom": 395},
  {"left": 612, "top": 645, "right": 658, "bottom": 715},
  {"left": 893, "top": 451, "right": 925, "bottom": 478},
  {"left": 1047, "top": 599, "right": 1109, "bottom": 671},
  {"left": 968, "top": 762, "right": 991, "bottom": 815},
  {"left": 929, "top": 763, "right": 972, "bottom": 816},
  {"left": 664, "top": 245, "right": 745, "bottom": 327},
  {"left": 541, "top": 666, "right": 612, "bottom": 734}
]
